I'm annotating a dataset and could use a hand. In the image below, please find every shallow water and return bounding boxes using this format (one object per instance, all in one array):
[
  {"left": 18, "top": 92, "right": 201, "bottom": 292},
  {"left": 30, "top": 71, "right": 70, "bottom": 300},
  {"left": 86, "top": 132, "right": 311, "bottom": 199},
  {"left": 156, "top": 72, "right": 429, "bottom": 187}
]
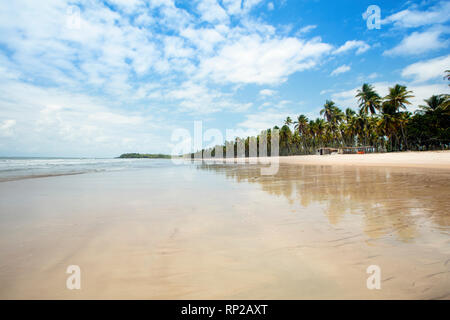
[
  {"left": 0, "top": 157, "right": 171, "bottom": 182},
  {"left": 0, "top": 160, "right": 449, "bottom": 299}
]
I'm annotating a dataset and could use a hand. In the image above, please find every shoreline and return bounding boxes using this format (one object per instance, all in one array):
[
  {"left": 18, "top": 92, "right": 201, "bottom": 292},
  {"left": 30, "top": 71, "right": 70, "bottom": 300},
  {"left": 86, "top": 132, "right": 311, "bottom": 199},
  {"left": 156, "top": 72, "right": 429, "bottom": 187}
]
[{"left": 199, "top": 150, "right": 450, "bottom": 170}]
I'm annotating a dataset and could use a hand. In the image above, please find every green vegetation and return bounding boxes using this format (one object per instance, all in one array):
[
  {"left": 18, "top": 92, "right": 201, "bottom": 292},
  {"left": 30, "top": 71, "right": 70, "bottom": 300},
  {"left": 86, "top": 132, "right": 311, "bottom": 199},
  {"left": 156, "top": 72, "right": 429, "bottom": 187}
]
[
  {"left": 198, "top": 79, "right": 450, "bottom": 157},
  {"left": 118, "top": 153, "right": 172, "bottom": 159}
]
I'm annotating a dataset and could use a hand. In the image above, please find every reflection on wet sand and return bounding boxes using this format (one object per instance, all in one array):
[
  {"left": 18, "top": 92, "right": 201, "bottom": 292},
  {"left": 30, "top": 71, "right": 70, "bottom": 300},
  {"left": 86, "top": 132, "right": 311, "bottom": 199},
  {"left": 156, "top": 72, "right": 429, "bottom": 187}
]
[
  {"left": 198, "top": 162, "right": 450, "bottom": 242},
  {"left": 0, "top": 162, "right": 449, "bottom": 299},
  {"left": 195, "top": 162, "right": 450, "bottom": 299}
]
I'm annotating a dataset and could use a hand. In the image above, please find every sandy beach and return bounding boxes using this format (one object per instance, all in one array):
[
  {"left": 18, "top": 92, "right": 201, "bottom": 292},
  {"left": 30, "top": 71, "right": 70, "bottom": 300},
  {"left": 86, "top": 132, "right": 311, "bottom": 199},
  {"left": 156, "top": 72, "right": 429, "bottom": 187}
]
[
  {"left": 0, "top": 154, "right": 449, "bottom": 299},
  {"left": 204, "top": 150, "right": 450, "bottom": 170},
  {"left": 279, "top": 151, "right": 450, "bottom": 169}
]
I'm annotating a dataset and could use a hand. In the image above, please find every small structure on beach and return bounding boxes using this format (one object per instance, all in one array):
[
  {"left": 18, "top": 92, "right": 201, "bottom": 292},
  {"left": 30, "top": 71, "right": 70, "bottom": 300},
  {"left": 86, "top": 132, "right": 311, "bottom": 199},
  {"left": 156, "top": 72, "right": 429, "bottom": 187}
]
[
  {"left": 316, "top": 146, "right": 378, "bottom": 155},
  {"left": 316, "top": 147, "right": 339, "bottom": 155},
  {"left": 338, "top": 146, "right": 377, "bottom": 154}
]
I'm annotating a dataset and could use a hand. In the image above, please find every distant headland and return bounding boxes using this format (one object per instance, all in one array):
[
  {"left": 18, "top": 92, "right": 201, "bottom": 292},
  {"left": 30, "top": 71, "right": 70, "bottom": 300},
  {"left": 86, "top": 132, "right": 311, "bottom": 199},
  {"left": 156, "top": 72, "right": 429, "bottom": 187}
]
[{"left": 118, "top": 153, "right": 172, "bottom": 159}]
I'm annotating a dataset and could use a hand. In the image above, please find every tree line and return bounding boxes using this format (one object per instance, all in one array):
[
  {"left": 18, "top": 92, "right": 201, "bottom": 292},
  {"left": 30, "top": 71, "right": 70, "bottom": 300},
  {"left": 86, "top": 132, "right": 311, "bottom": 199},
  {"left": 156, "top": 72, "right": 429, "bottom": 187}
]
[{"left": 197, "top": 75, "right": 449, "bottom": 157}]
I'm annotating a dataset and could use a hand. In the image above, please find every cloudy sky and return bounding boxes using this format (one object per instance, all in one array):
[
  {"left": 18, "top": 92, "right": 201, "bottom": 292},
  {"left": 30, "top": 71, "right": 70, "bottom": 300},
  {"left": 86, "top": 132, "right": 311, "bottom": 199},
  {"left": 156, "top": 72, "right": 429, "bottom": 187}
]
[{"left": 0, "top": 0, "right": 449, "bottom": 157}]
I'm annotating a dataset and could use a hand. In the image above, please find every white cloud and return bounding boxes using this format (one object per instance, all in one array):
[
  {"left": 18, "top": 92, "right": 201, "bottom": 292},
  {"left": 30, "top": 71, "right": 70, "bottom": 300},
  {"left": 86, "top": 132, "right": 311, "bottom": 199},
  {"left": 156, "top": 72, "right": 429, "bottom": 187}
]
[
  {"left": 383, "top": 1, "right": 450, "bottom": 28},
  {"left": 237, "top": 109, "right": 291, "bottom": 135},
  {"left": 243, "top": 0, "right": 263, "bottom": 12},
  {"left": 164, "top": 81, "right": 252, "bottom": 113},
  {"left": 259, "top": 89, "right": 276, "bottom": 96},
  {"left": 384, "top": 27, "right": 449, "bottom": 56},
  {"left": 107, "top": 0, "right": 144, "bottom": 13},
  {"left": 0, "top": 119, "right": 16, "bottom": 137},
  {"left": 298, "top": 25, "right": 317, "bottom": 34},
  {"left": 334, "top": 40, "right": 370, "bottom": 55},
  {"left": 320, "top": 89, "right": 334, "bottom": 95},
  {"left": 134, "top": 12, "right": 154, "bottom": 26},
  {"left": 222, "top": 0, "right": 262, "bottom": 15},
  {"left": 407, "top": 83, "right": 450, "bottom": 109},
  {"left": 267, "top": 2, "right": 274, "bottom": 11},
  {"left": 180, "top": 26, "right": 225, "bottom": 54},
  {"left": 163, "top": 36, "right": 194, "bottom": 59},
  {"left": 0, "top": 78, "right": 162, "bottom": 156},
  {"left": 331, "top": 64, "right": 351, "bottom": 76},
  {"left": 198, "top": 35, "right": 332, "bottom": 84},
  {"left": 0, "top": 0, "right": 336, "bottom": 118},
  {"left": 88, "top": 112, "right": 143, "bottom": 125},
  {"left": 222, "top": 0, "right": 242, "bottom": 15},
  {"left": 197, "top": 0, "right": 229, "bottom": 24},
  {"left": 402, "top": 54, "right": 450, "bottom": 83}
]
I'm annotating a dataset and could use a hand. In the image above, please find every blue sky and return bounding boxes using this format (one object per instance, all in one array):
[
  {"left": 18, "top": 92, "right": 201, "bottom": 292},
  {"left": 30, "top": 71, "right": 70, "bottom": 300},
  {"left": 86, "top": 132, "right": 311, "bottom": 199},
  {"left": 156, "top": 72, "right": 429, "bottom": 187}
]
[{"left": 0, "top": 0, "right": 449, "bottom": 157}]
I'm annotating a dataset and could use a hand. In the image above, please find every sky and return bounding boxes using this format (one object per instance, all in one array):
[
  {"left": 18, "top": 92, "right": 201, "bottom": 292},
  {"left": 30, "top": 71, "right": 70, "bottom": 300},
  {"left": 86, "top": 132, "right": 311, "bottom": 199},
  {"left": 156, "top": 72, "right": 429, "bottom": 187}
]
[{"left": 0, "top": 0, "right": 449, "bottom": 157}]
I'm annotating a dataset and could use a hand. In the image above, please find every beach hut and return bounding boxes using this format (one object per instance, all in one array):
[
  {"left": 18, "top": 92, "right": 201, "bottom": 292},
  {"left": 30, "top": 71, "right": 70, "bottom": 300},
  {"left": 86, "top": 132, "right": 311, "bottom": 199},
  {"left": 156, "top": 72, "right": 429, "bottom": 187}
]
[{"left": 316, "top": 147, "right": 339, "bottom": 155}]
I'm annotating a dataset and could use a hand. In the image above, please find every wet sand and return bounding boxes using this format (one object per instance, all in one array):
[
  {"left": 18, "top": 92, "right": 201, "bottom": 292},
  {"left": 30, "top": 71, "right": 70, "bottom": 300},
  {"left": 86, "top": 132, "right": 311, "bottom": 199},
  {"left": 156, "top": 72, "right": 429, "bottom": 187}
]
[{"left": 0, "top": 161, "right": 449, "bottom": 299}]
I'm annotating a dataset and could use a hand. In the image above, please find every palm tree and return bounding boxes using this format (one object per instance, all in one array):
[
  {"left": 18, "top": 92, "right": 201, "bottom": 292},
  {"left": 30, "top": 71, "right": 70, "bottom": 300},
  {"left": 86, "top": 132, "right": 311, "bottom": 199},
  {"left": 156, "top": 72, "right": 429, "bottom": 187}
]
[
  {"left": 284, "top": 116, "right": 293, "bottom": 127},
  {"left": 294, "top": 114, "right": 309, "bottom": 152},
  {"left": 355, "top": 111, "right": 367, "bottom": 145},
  {"left": 308, "top": 120, "right": 318, "bottom": 148},
  {"left": 344, "top": 114, "right": 359, "bottom": 146},
  {"left": 315, "top": 118, "right": 326, "bottom": 147},
  {"left": 345, "top": 108, "right": 356, "bottom": 123},
  {"left": 383, "top": 84, "right": 414, "bottom": 114},
  {"left": 383, "top": 84, "right": 414, "bottom": 149},
  {"left": 320, "top": 100, "right": 336, "bottom": 122},
  {"left": 378, "top": 114, "right": 396, "bottom": 151},
  {"left": 280, "top": 125, "right": 292, "bottom": 155},
  {"left": 417, "top": 94, "right": 447, "bottom": 114},
  {"left": 356, "top": 83, "right": 381, "bottom": 115},
  {"left": 294, "top": 115, "right": 309, "bottom": 135},
  {"left": 331, "top": 107, "right": 344, "bottom": 124}
]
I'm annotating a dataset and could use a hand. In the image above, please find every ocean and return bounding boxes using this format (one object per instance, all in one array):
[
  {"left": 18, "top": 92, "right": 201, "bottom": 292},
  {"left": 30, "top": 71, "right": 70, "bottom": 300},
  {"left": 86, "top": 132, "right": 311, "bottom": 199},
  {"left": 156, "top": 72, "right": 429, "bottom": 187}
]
[{"left": 0, "top": 157, "right": 175, "bottom": 182}]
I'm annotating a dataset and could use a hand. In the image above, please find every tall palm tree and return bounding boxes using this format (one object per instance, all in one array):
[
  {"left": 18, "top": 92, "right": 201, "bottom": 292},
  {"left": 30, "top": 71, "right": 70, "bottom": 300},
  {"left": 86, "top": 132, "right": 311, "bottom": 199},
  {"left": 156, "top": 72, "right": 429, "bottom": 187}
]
[
  {"left": 346, "top": 115, "right": 359, "bottom": 146},
  {"left": 356, "top": 83, "right": 381, "bottom": 115},
  {"left": 377, "top": 114, "right": 396, "bottom": 151},
  {"left": 320, "top": 100, "right": 336, "bottom": 122},
  {"left": 279, "top": 125, "right": 292, "bottom": 155},
  {"left": 315, "top": 118, "right": 326, "bottom": 147},
  {"left": 383, "top": 84, "right": 414, "bottom": 114},
  {"left": 294, "top": 115, "right": 309, "bottom": 135},
  {"left": 355, "top": 111, "right": 367, "bottom": 145},
  {"left": 329, "top": 106, "right": 344, "bottom": 145},
  {"left": 383, "top": 84, "right": 414, "bottom": 149}
]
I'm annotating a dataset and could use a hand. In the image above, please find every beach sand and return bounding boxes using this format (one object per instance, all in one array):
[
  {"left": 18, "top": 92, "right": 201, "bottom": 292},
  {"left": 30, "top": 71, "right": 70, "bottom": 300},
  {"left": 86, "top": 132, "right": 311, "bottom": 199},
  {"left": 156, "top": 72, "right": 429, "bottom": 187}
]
[
  {"left": 0, "top": 152, "right": 449, "bottom": 299},
  {"left": 279, "top": 150, "right": 450, "bottom": 169},
  {"left": 207, "top": 150, "right": 450, "bottom": 169}
]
